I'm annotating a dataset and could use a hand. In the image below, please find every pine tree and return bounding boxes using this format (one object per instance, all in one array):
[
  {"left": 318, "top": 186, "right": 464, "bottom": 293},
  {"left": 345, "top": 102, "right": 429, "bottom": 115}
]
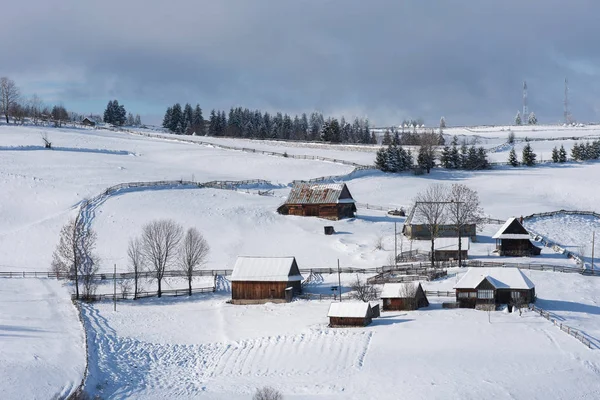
[
  {"left": 375, "top": 147, "right": 388, "bottom": 171},
  {"left": 370, "top": 131, "right": 377, "bottom": 144},
  {"left": 183, "top": 103, "right": 194, "bottom": 134},
  {"left": 551, "top": 147, "right": 559, "bottom": 163},
  {"left": 417, "top": 146, "right": 435, "bottom": 173},
  {"left": 571, "top": 142, "right": 581, "bottom": 161},
  {"left": 192, "top": 104, "right": 204, "bottom": 135},
  {"left": 134, "top": 114, "right": 141, "bottom": 126},
  {"left": 169, "top": 103, "right": 183, "bottom": 133},
  {"left": 522, "top": 143, "right": 537, "bottom": 166},
  {"left": 466, "top": 146, "right": 478, "bottom": 170},
  {"left": 208, "top": 110, "right": 217, "bottom": 136},
  {"left": 440, "top": 145, "right": 451, "bottom": 168},
  {"left": 559, "top": 145, "right": 567, "bottom": 163},
  {"left": 515, "top": 111, "right": 522, "bottom": 126},
  {"left": 508, "top": 147, "right": 519, "bottom": 167},
  {"left": 162, "top": 107, "right": 172, "bottom": 130},
  {"left": 382, "top": 130, "right": 392, "bottom": 145},
  {"left": 440, "top": 116, "right": 446, "bottom": 129},
  {"left": 459, "top": 143, "right": 468, "bottom": 169},
  {"left": 528, "top": 112, "right": 537, "bottom": 125},
  {"left": 476, "top": 147, "right": 489, "bottom": 169},
  {"left": 103, "top": 100, "right": 114, "bottom": 124}
]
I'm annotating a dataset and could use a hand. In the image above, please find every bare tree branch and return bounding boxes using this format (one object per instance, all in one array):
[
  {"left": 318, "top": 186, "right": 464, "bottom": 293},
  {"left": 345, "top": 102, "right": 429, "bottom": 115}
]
[
  {"left": 414, "top": 184, "right": 449, "bottom": 267},
  {"left": 447, "top": 184, "right": 484, "bottom": 267},
  {"left": 127, "top": 237, "right": 144, "bottom": 300},
  {"left": 0, "top": 77, "right": 20, "bottom": 124},
  {"left": 180, "top": 227, "right": 210, "bottom": 296},
  {"left": 253, "top": 386, "right": 283, "bottom": 400},
  {"left": 351, "top": 275, "right": 379, "bottom": 302}
]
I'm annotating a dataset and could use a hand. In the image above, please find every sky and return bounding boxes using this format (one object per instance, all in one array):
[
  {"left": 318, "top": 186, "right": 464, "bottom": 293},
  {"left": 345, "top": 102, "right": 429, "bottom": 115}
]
[{"left": 1, "top": 0, "right": 599, "bottom": 127}]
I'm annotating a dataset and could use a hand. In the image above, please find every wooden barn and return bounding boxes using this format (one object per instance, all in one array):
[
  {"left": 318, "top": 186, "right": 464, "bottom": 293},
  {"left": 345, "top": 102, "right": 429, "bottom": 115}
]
[
  {"left": 381, "top": 282, "right": 429, "bottom": 311},
  {"left": 454, "top": 267, "right": 535, "bottom": 309},
  {"left": 277, "top": 183, "right": 356, "bottom": 220},
  {"left": 327, "top": 302, "right": 374, "bottom": 327},
  {"left": 81, "top": 117, "right": 96, "bottom": 127},
  {"left": 434, "top": 237, "right": 470, "bottom": 261},
  {"left": 492, "top": 218, "right": 541, "bottom": 256},
  {"left": 230, "top": 256, "right": 303, "bottom": 304},
  {"left": 403, "top": 205, "right": 476, "bottom": 240}
]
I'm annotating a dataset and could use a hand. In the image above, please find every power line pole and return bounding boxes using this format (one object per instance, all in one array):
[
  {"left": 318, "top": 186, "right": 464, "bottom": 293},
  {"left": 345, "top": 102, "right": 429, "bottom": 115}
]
[
  {"left": 592, "top": 231, "right": 595, "bottom": 272},
  {"left": 337, "top": 259, "right": 342, "bottom": 302},
  {"left": 523, "top": 81, "right": 529, "bottom": 121},
  {"left": 564, "top": 78, "right": 571, "bottom": 125},
  {"left": 394, "top": 222, "right": 397, "bottom": 266},
  {"left": 113, "top": 263, "right": 117, "bottom": 312}
]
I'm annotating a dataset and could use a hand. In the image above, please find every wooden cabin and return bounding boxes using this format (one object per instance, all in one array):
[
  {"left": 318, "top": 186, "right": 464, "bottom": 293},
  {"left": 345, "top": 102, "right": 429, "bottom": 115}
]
[
  {"left": 403, "top": 205, "right": 476, "bottom": 240},
  {"left": 277, "top": 183, "right": 356, "bottom": 220},
  {"left": 434, "top": 237, "right": 470, "bottom": 261},
  {"left": 81, "top": 117, "right": 96, "bottom": 127},
  {"left": 454, "top": 267, "right": 535, "bottom": 309},
  {"left": 230, "top": 256, "right": 303, "bottom": 304},
  {"left": 327, "top": 302, "right": 374, "bottom": 327},
  {"left": 492, "top": 218, "right": 541, "bottom": 256},
  {"left": 381, "top": 282, "right": 429, "bottom": 311}
]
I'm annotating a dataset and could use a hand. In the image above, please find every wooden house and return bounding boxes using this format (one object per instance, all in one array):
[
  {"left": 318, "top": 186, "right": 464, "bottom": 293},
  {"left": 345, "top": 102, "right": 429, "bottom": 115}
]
[
  {"left": 403, "top": 205, "right": 476, "bottom": 240},
  {"left": 230, "top": 256, "right": 303, "bottom": 304},
  {"left": 381, "top": 282, "right": 429, "bottom": 311},
  {"left": 492, "top": 218, "right": 541, "bottom": 256},
  {"left": 81, "top": 117, "right": 96, "bottom": 127},
  {"left": 277, "top": 183, "right": 356, "bottom": 220},
  {"left": 454, "top": 267, "right": 535, "bottom": 309},
  {"left": 327, "top": 302, "right": 374, "bottom": 327},
  {"left": 434, "top": 237, "right": 470, "bottom": 261}
]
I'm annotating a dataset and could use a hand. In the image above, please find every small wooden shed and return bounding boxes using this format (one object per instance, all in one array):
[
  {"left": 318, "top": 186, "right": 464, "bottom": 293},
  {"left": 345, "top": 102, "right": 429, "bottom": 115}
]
[
  {"left": 81, "top": 117, "right": 96, "bottom": 127},
  {"left": 492, "top": 218, "right": 541, "bottom": 257},
  {"left": 403, "top": 205, "right": 476, "bottom": 240},
  {"left": 454, "top": 267, "right": 535, "bottom": 309},
  {"left": 230, "top": 256, "right": 303, "bottom": 304},
  {"left": 434, "top": 237, "right": 470, "bottom": 261},
  {"left": 381, "top": 282, "right": 429, "bottom": 311},
  {"left": 327, "top": 302, "right": 374, "bottom": 327},
  {"left": 277, "top": 183, "right": 356, "bottom": 220}
]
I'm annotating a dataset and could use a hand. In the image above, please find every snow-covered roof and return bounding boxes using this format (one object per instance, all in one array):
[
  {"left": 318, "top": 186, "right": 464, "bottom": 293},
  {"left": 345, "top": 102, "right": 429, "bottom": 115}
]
[
  {"left": 327, "top": 302, "right": 371, "bottom": 318},
  {"left": 231, "top": 256, "right": 303, "bottom": 282},
  {"left": 380, "top": 282, "right": 422, "bottom": 298},
  {"left": 434, "top": 237, "right": 470, "bottom": 251},
  {"left": 492, "top": 218, "right": 531, "bottom": 239},
  {"left": 454, "top": 267, "right": 535, "bottom": 290},
  {"left": 284, "top": 183, "right": 354, "bottom": 205}
]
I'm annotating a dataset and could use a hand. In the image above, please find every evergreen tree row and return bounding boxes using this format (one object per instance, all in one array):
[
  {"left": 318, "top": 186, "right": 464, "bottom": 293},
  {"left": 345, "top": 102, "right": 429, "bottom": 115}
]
[
  {"left": 381, "top": 127, "right": 444, "bottom": 146},
  {"left": 439, "top": 136, "right": 490, "bottom": 170},
  {"left": 375, "top": 144, "right": 413, "bottom": 172},
  {"left": 570, "top": 140, "right": 600, "bottom": 161},
  {"left": 508, "top": 143, "right": 537, "bottom": 167},
  {"left": 162, "top": 103, "right": 204, "bottom": 135},
  {"left": 103, "top": 100, "right": 127, "bottom": 126},
  {"left": 162, "top": 105, "right": 376, "bottom": 144},
  {"left": 551, "top": 145, "right": 568, "bottom": 163}
]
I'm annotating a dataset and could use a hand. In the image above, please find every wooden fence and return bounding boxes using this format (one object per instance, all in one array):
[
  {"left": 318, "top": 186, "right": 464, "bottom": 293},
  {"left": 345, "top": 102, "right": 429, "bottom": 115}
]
[
  {"left": 465, "top": 260, "right": 590, "bottom": 274},
  {"left": 529, "top": 305, "right": 593, "bottom": 349},
  {"left": 71, "top": 286, "right": 215, "bottom": 301},
  {"left": 425, "top": 290, "right": 456, "bottom": 297}
]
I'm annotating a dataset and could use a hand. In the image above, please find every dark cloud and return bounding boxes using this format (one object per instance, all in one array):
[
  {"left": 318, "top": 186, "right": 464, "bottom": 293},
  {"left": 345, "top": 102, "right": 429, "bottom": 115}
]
[{"left": 2, "top": 0, "right": 599, "bottom": 125}]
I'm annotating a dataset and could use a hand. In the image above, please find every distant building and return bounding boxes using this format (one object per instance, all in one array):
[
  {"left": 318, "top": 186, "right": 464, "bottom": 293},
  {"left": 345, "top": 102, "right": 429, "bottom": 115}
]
[
  {"left": 327, "top": 302, "right": 375, "bottom": 327},
  {"left": 277, "top": 183, "right": 356, "bottom": 220},
  {"left": 81, "top": 117, "right": 96, "bottom": 127},
  {"left": 403, "top": 205, "right": 476, "bottom": 240},
  {"left": 381, "top": 282, "right": 429, "bottom": 311},
  {"left": 434, "top": 237, "right": 470, "bottom": 261},
  {"left": 454, "top": 267, "right": 535, "bottom": 308},
  {"left": 492, "top": 218, "right": 541, "bottom": 256},
  {"left": 230, "top": 256, "right": 303, "bottom": 304}
]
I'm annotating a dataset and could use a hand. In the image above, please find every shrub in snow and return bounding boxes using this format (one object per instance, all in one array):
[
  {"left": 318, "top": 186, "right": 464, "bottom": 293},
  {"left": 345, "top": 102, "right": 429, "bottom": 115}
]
[{"left": 253, "top": 386, "right": 283, "bottom": 400}]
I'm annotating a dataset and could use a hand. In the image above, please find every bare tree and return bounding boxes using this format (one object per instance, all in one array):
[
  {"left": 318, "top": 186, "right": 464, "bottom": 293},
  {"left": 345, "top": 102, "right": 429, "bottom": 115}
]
[
  {"left": 141, "top": 219, "right": 183, "bottom": 297},
  {"left": 127, "top": 237, "right": 144, "bottom": 300},
  {"left": 50, "top": 217, "right": 98, "bottom": 300},
  {"left": 29, "top": 94, "right": 44, "bottom": 125},
  {"left": 0, "top": 77, "right": 20, "bottom": 123},
  {"left": 119, "top": 279, "right": 133, "bottom": 299},
  {"left": 351, "top": 275, "right": 378, "bottom": 302},
  {"left": 373, "top": 234, "right": 384, "bottom": 251},
  {"left": 41, "top": 132, "right": 52, "bottom": 149},
  {"left": 447, "top": 184, "right": 484, "bottom": 267},
  {"left": 180, "top": 228, "right": 210, "bottom": 296},
  {"left": 253, "top": 386, "right": 283, "bottom": 400},
  {"left": 399, "top": 282, "right": 418, "bottom": 310},
  {"left": 414, "top": 184, "right": 449, "bottom": 267}
]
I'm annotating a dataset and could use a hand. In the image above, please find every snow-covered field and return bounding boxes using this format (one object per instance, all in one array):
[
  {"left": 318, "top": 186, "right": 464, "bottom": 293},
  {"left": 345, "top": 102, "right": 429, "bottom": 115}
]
[{"left": 1, "top": 123, "right": 600, "bottom": 399}]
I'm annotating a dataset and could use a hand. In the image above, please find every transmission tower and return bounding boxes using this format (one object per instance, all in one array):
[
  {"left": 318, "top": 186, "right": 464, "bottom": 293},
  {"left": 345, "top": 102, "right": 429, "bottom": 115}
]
[
  {"left": 522, "top": 81, "right": 529, "bottom": 120},
  {"left": 564, "top": 78, "right": 572, "bottom": 124}
]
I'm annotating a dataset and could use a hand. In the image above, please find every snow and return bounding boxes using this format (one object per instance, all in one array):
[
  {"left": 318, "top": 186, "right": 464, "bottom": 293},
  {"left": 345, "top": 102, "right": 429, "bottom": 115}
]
[
  {"left": 327, "top": 301, "right": 371, "bottom": 318},
  {"left": 0, "top": 278, "right": 85, "bottom": 399},
  {"left": 434, "top": 237, "right": 470, "bottom": 250},
  {"left": 380, "top": 282, "right": 421, "bottom": 298},
  {"left": 454, "top": 267, "right": 535, "bottom": 290},
  {"left": 2, "top": 123, "right": 600, "bottom": 398},
  {"left": 231, "top": 256, "right": 302, "bottom": 282},
  {"left": 492, "top": 217, "right": 531, "bottom": 239}
]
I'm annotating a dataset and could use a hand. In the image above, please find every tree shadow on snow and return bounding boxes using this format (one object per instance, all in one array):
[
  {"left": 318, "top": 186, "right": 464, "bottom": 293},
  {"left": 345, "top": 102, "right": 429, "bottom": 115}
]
[
  {"left": 0, "top": 145, "right": 134, "bottom": 156},
  {"left": 535, "top": 298, "right": 600, "bottom": 316},
  {"left": 370, "top": 316, "right": 413, "bottom": 326}
]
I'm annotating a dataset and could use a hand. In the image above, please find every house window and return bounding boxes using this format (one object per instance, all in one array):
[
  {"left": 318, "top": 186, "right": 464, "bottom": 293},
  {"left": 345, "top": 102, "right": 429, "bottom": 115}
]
[
  {"left": 458, "top": 292, "right": 469, "bottom": 298},
  {"left": 477, "top": 290, "right": 494, "bottom": 299},
  {"left": 511, "top": 291, "right": 521, "bottom": 299},
  {"left": 469, "top": 292, "right": 477, "bottom": 298}
]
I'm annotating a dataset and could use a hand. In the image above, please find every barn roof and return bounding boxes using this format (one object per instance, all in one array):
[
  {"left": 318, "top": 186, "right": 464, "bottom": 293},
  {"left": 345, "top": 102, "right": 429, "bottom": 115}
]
[
  {"left": 454, "top": 267, "right": 535, "bottom": 290},
  {"left": 492, "top": 218, "right": 531, "bottom": 239},
  {"left": 231, "top": 256, "right": 303, "bottom": 282},
  {"left": 434, "top": 237, "right": 470, "bottom": 251},
  {"left": 380, "top": 282, "right": 422, "bottom": 298},
  {"left": 283, "top": 183, "right": 354, "bottom": 205},
  {"left": 327, "top": 302, "right": 372, "bottom": 318}
]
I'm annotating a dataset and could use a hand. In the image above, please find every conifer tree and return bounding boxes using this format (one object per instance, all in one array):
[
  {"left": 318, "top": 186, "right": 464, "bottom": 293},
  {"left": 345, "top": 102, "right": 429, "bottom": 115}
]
[
  {"left": 382, "top": 130, "right": 392, "bottom": 145},
  {"left": 515, "top": 111, "right": 522, "bottom": 125},
  {"left": 508, "top": 147, "right": 519, "bottom": 166},
  {"left": 440, "top": 145, "right": 452, "bottom": 168},
  {"left": 551, "top": 147, "right": 560, "bottom": 163},
  {"left": 528, "top": 112, "right": 537, "bottom": 125},
  {"left": 522, "top": 143, "right": 537, "bottom": 166},
  {"left": 558, "top": 145, "right": 567, "bottom": 163},
  {"left": 571, "top": 142, "right": 581, "bottom": 161},
  {"left": 169, "top": 103, "right": 183, "bottom": 133},
  {"left": 375, "top": 147, "right": 388, "bottom": 171},
  {"left": 162, "top": 107, "right": 172, "bottom": 130}
]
